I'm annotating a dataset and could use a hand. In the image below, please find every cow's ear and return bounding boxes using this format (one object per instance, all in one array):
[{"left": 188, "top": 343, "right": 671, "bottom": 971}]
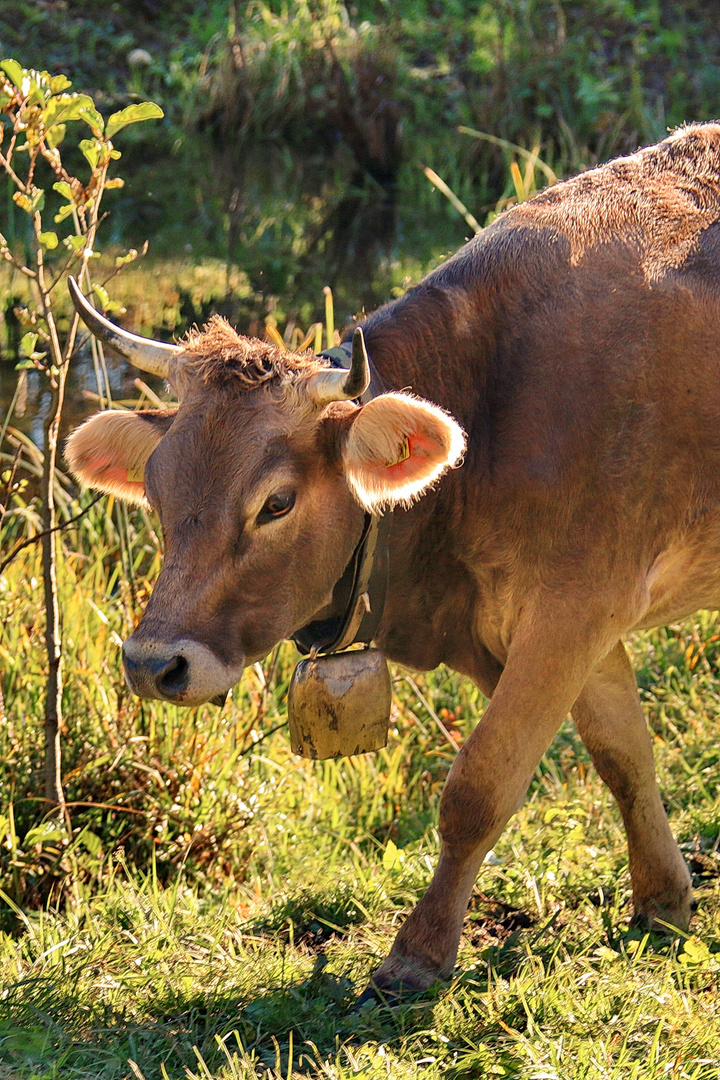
[
  {"left": 65, "top": 409, "right": 177, "bottom": 504},
  {"left": 340, "top": 392, "right": 466, "bottom": 512}
]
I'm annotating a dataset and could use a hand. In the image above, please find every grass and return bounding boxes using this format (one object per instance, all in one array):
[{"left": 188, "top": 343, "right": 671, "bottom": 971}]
[
  {"left": 0, "top": 287, "right": 719, "bottom": 1078},
  {"left": 1, "top": 8, "right": 720, "bottom": 1073},
  {"left": 1, "top": 491, "right": 720, "bottom": 1076},
  {"left": 0, "top": 104, "right": 719, "bottom": 1073},
  {"left": 6, "top": 1, "right": 720, "bottom": 236},
  {"left": 0, "top": 178, "right": 718, "bottom": 1074}
]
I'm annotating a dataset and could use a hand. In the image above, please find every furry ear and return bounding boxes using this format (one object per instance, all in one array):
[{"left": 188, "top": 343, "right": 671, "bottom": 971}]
[
  {"left": 341, "top": 392, "right": 466, "bottom": 512},
  {"left": 65, "top": 409, "right": 176, "bottom": 504}
]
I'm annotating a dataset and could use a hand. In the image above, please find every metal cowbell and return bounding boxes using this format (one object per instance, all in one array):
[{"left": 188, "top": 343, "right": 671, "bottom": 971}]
[{"left": 288, "top": 648, "right": 391, "bottom": 759}]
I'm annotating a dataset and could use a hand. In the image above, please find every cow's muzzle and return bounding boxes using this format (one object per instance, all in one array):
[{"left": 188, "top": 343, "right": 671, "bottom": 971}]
[{"left": 122, "top": 636, "right": 244, "bottom": 706}]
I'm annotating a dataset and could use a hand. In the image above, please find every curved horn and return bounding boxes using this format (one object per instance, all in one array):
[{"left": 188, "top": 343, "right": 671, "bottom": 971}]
[
  {"left": 307, "top": 327, "right": 371, "bottom": 405},
  {"left": 68, "top": 276, "right": 180, "bottom": 380}
]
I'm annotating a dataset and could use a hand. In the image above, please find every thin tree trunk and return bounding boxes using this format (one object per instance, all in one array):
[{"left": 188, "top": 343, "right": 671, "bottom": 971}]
[
  {"left": 41, "top": 370, "right": 67, "bottom": 806},
  {"left": 33, "top": 182, "right": 103, "bottom": 809},
  {"left": 34, "top": 208, "right": 70, "bottom": 809}
]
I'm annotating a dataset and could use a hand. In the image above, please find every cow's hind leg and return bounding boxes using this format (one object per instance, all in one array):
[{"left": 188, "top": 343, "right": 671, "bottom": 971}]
[{"left": 571, "top": 641, "right": 693, "bottom": 930}]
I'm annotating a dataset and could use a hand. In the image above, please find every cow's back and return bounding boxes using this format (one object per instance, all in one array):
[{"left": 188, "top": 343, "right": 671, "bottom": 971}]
[
  {"left": 511, "top": 122, "right": 720, "bottom": 278},
  {"left": 369, "top": 124, "right": 720, "bottom": 639},
  {"left": 428, "top": 125, "right": 720, "bottom": 508}
]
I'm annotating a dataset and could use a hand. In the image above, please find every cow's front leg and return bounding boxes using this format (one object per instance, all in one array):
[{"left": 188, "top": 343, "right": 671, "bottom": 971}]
[
  {"left": 572, "top": 641, "right": 693, "bottom": 929},
  {"left": 363, "top": 610, "right": 610, "bottom": 998}
]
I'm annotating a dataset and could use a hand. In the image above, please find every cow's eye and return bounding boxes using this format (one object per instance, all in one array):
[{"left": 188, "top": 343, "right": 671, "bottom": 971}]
[{"left": 257, "top": 490, "right": 296, "bottom": 524}]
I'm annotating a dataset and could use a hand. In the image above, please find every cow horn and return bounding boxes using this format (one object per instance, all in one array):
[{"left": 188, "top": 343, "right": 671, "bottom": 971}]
[
  {"left": 307, "top": 327, "right": 371, "bottom": 405},
  {"left": 68, "top": 276, "right": 180, "bottom": 380}
]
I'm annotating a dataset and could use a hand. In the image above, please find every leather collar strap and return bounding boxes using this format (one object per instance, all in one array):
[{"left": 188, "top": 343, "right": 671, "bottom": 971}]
[{"left": 291, "top": 339, "right": 392, "bottom": 656}]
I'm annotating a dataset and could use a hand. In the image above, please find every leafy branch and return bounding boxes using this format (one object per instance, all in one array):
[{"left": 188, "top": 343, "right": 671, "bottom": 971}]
[{"left": 0, "top": 58, "right": 163, "bottom": 810}]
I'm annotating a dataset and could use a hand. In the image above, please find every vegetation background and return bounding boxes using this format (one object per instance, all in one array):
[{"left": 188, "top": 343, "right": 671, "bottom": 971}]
[{"left": 1, "top": 2, "right": 720, "bottom": 1077}]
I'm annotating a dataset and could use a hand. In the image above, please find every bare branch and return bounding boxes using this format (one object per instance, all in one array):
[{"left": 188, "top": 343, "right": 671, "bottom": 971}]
[{"left": 0, "top": 492, "right": 104, "bottom": 576}]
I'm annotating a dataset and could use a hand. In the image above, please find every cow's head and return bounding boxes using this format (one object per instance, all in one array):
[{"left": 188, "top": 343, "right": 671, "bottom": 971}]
[{"left": 65, "top": 280, "right": 465, "bottom": 706}]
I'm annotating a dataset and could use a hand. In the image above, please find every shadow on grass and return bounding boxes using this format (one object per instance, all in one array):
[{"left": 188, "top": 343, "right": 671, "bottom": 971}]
[
  {"left": 6, "top": 891, "right": 685, "bottom": 1079},
  {"left": 0, "top": 951, "right": 444, "bottom": 1079}
]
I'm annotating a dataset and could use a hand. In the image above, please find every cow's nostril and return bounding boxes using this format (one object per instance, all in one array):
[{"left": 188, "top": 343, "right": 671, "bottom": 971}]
[{"left": 157, "top": 655, "right": 190, "bottom": 696}]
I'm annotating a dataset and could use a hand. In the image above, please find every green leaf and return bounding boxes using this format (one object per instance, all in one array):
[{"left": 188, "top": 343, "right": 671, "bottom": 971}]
[
  {"left": 24, "top": 824, "right": 64, "bottom": 847},
  {"left": 105, "top": 101, "right": 163, "bottom": 139},
  {"left": 90, "top": 283, "right": 124, "bottom": 315},
  {"left": 63, "top": 234, "right": 86, "bottom": 253},
  {"left": 78, "top": 103, "right": 104, "bottom": 134},
  {"left": 54, "top": 203, "right": 75, "bottom": 224},
  {"left": 14, "top": 358, "right": 35, "bottom": 370},
  {"left": 92, "top": 283, "right": 111, "bottom": 311},
  {"left": 115, "top": 248, "right": 138, "bottom": 268},
  {"left": 42, "top": 92, "right": 98, "bottom": 130},
  {"left": 49, "top": 74, "right": 72, "bottom": 93},
  {"left": 20, "top": 332, "right": 38, "bottom": 358},
  {"left": 79, "top": 137, "right": 101, "bottom": 169},
  {"left": 52, "top": 180, "right": 74, "bottom": 201},
  {"left": 26, "top": 77, "right": 46, "bottom": 107},
  {"left": 0, "top": 59, "right": 25, "bottom": 90},
  {"left": 45, "top": 122, "right": 65, "bottom": 149},
  {"left": 78, "top": 828, "right": 102, "bottom": 856},
  {"left": 39, "top": 231, "right": 58, "bottom": 249},
  {"left": 679, "top": 937, "right": 713, "bottom": 966},
  {"left": 382, "top": 839, "right": 399, "bottom": 871},
  {"left": 52, "top": 180, "right": 77, "bottom": 224}
]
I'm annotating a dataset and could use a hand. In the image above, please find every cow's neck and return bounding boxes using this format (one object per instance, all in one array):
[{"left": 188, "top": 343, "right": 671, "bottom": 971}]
[
  {"left": 358, "top": 261, "right": 489, "bottom": 432},
  {"left": 356, "top": 276, "right": 492, "bottom": 678}
]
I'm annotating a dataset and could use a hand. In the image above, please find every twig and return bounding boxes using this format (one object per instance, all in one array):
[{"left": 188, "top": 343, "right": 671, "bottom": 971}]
[
  {"left": 0, "top": 146, "right": 28, "bottom": 193},
  {"left": 404, "top": 674, "right": 459, "bottom": 752},
  {"left": 0, "top": 492, "right": 104, "bottom": 575},
  {"left": 0, "top": 232, "right": 37, "bottom": 278},
  {"left": 46, "top": 248, "right": 82, "bottom": 295},
  {"left": 240, "top": 720, "right": 289, "bottom": 757}
]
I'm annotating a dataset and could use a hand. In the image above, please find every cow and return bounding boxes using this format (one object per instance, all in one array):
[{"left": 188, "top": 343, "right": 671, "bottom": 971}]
[{"left": 66, "top": 122, "right": 720, "bottom": 999}]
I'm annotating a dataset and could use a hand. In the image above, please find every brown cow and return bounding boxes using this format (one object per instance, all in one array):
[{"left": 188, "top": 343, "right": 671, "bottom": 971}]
[{"left": 67, "top": 123, "right": 720, "bottom": 997}]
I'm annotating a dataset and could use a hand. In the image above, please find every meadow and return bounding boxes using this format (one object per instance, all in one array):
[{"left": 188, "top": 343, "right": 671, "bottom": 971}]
[
  {"left": 2, "top": 413, "right": 720, "bottom": 1078},
  {"left": 2, "top": 2, "right": 720, "bottom": 1076}
]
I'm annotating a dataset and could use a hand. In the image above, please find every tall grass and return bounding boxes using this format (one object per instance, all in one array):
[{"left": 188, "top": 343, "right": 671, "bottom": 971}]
[
  {"left": 200, "top": 0, "right": 402, "bottom": 184},
  {"left": 2, "top": 546, "right": 720, "bottom": 1076},
  {"left": 1, "top": 289, "right": 720, "bottom": 1076}
]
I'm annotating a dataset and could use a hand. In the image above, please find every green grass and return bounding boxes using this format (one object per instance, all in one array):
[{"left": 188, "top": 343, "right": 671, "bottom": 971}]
[
  {"left": 2, "top": 8, "right": 720, "bottom": 1073},
  {"left": 1, "top": 498, "right": 720, "bottom": 1077}
]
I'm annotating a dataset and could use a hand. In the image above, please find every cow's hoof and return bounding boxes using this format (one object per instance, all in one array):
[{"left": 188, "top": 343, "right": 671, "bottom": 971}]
[
  {"left": 353, "top": 979, "right": 428, "bottom": 1012},
  {"left": 353, "top": 983, "right": 393, "bottom": 1011},
  {"left": 353, "top": 950, "right": 445, "bottom": 1010},
  {"left": 632, "top": 884, "right": 696, "bottom": 934}
]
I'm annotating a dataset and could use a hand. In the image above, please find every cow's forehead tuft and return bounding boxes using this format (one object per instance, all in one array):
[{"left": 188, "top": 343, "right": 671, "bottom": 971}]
[{"left": 179, "top": 314, "right": 324, "bottom": 391}]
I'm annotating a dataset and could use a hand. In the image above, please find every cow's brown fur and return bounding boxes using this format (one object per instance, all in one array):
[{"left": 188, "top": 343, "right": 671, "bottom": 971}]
[{"left": 68, "top": 123, "right": 720, "bottom": 997}]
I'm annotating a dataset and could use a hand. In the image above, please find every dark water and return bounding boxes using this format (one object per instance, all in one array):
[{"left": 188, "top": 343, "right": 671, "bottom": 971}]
[
  {"left": 0, "top": 134, "right": 470, "bottom": 452},
  {"left": 0, "top": 351, "right": 168, "bottom": 451}
]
